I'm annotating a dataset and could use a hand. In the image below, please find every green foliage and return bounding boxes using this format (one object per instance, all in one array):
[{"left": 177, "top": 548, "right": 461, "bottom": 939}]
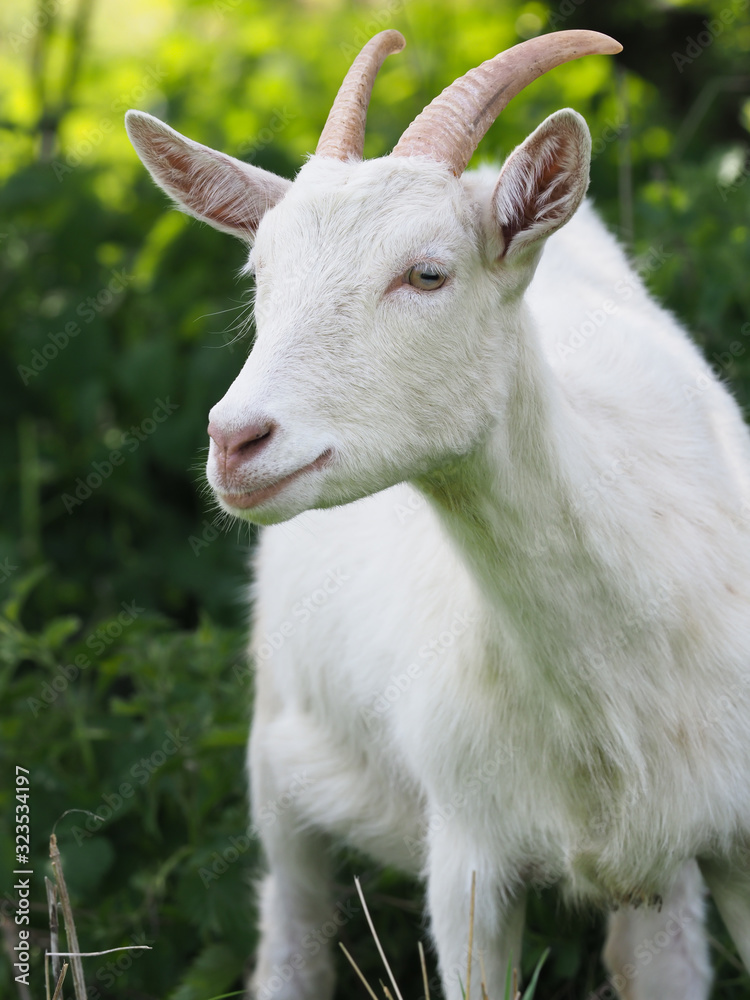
[
  {"left": 0, "top": 570, "right": 254, "bottom": 997},
  {"left": 511, "top": 947, "right": 548, "bottom": 1000},
  {"left": 1, "top": 0, "right": 750, "bottom": 997}
]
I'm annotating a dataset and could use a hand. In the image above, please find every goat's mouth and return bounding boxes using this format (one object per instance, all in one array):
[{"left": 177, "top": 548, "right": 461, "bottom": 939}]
[{"left": 217, "top": 449, "right": 333, "bottom": 510}]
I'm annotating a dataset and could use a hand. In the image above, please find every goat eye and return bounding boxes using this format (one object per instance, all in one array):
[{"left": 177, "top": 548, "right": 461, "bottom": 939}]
[{"left": 406, "top": 264, "right": 446, "bottom": 290}]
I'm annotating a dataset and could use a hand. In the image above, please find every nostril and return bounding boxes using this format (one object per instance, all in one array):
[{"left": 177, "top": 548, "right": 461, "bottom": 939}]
[
  {"left": 208, "top": 418, "right": 277, "bottom": 471},
  {"left": 235, "top": 421, "right": 276, "bottom": 458}
]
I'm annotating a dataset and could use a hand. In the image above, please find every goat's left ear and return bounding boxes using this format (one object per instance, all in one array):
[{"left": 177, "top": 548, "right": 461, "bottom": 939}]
[
  {"left": 491, "top": 109, "right": 591, "bottom": 260},
  {"left": 125, "top": 110, "right": 292, "bottom": 241}
]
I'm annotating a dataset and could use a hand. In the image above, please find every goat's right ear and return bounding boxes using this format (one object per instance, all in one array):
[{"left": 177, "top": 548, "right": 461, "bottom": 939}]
[
  {"left": 490, "top": 109, "right": 591, "bottom": 262},
  {"left": 125, "top": 111, "right": 291, "bottom": 241}
]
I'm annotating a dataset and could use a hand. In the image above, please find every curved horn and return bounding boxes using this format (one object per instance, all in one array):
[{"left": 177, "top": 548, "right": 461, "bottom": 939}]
[
  {"left": 316, "top": 29, "right": 406, "bottom": 161},
  {"left": 391, "top": 30, "right": 622, "bottom": 176}
]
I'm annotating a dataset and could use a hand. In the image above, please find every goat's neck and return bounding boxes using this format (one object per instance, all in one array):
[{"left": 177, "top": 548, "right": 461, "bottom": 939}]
[{"left": 414, "top": 307, "right": 612, "bottom": 692}]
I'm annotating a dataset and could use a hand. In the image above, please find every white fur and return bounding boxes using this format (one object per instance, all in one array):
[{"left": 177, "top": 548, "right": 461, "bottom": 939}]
[{"left": 126, "top": 95, "right": 750, "bottom": 1000}]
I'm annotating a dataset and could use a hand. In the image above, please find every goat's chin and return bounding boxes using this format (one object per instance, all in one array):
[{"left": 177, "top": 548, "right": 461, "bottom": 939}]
[
  {"left": 212, "top": 468, "right": 333, "bottom": 526},
  {"left": 214, "top": 464, "right": 402, "bottom": 526},
  {"left": 215, "top": 487, "right": 315, "bottom": 526},
  {"left": 219, "top": 498, "right": 304, "bottom": 526}
]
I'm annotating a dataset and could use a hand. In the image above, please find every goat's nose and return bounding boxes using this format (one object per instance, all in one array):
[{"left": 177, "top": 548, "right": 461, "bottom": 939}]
[{"left": 208, "top": 419, "right": 276, "bottom": 472}]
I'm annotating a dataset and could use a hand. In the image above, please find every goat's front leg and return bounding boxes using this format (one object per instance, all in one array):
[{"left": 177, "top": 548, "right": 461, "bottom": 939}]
[
  {"left": 248, "top": 734, "right": 336, "bottom": 1000},
  {"left": 426, "top": 824, "right": 527, "bottom": 1000},
  {"left": 699, "top": 850, "right": 750, "bottom": 973},
  {"left": 603, "top": 859, "right": 711, "bottom": 1000}
]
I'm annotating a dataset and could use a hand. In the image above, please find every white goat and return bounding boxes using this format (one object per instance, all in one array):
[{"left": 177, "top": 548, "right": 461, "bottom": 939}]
[{"left": 126, "top": 28, "right": 750, "bottom": 1000}]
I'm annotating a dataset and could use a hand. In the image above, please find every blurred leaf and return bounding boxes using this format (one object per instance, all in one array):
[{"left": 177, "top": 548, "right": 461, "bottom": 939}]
[{"left": 167, "top": 944, "right": 243, "bottom": 1000}]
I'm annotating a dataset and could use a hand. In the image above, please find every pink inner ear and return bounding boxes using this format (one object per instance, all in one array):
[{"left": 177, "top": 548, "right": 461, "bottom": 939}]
[
  {"left": 494, "top": 112, "right": 589, "bottom": 260},
  {"left": 500, "top": 139, "right": 571, "bottom": 254},
  {"left": 155, "top": 141, "right": 251, "bottom": 232},
  {"left": 127, "top": 111, "right": 293, "bottom": 239}
]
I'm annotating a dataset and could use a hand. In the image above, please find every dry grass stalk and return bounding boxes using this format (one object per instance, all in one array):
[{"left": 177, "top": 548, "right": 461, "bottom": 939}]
[
  {"left": 478, "top": 949, "right": 489, "bottom": 1000},
  {"left": 50, "top": 962, "right": 68, "bottom": 1000},
  {"left": 49, "top": 833, "right": 86, "bottom": 1000},
  {"left": 339, "top": 942, "right": 380, "bottom": 1000},
  {"left": 45, "top": 876, "right": 60, "bottom": 992},
  {"left": 418, "top": 940, "right": 431, "bottom": 1000},
  {"left": 48, "top": 946, "right": 152, "bottom": 958},
  {"left": 354, "top": 876, "right": 405, "bottom": 1000},
  {"left": 343, "top": 872, "right": 536, "bottom": 1000}
]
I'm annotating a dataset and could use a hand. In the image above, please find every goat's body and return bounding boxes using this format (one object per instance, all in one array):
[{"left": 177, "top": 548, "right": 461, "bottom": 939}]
[
  {"left": 126, "top": 34, "right": 750, "bottom": 993},
  {"left": 249, "top": 196, "right": 750, "bottom": 997}
]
